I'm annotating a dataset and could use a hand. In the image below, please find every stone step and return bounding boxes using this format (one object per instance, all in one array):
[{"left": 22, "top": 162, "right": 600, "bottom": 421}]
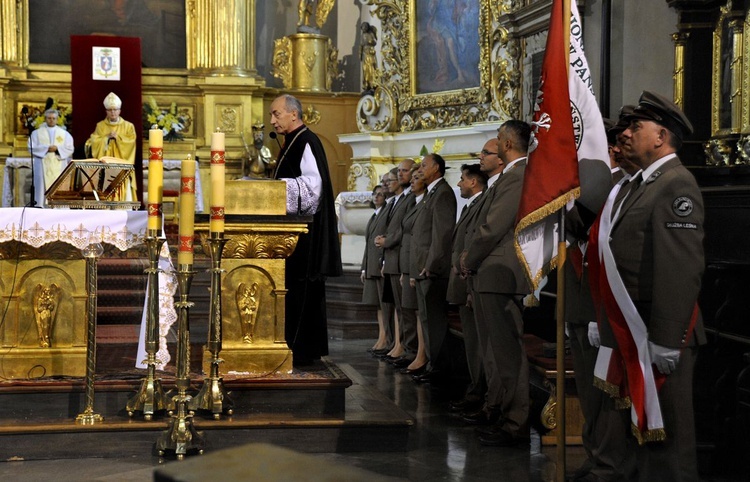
[{"left": 0, "top": 362, "right": 412, "bottom": 457}]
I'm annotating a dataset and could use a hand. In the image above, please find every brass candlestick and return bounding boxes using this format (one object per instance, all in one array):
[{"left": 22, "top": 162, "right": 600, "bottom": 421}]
[
  {"left": 189, "top": 232, "right": 234, "bottom": 419},
  {"left": 156, "top": 265, "right": 205, "bottom": 459},
  {"left": 75, "top": 237, "right": 104, "bottom": 425},
  {"left": 127, "top": 230, "right": 168, "bottom": 420}
]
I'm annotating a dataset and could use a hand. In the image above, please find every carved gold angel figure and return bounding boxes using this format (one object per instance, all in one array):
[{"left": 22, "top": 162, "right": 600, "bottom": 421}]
[
  {"left": 236, "top": 282, "right": 260, "bottom": 344},
  {"left": 297, "top": 0, "right": 335, "bottom": 30},
  {"left": 33, "top": 283, "right": 61, "bottom": 348},
  {"left": 315, "top": 0, "right": 335, "bottom": 29}
]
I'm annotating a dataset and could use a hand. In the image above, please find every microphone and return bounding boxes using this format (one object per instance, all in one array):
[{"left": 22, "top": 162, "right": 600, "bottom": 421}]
[{"left": 269, "top": 131, "right": 282, "bottom": 149}]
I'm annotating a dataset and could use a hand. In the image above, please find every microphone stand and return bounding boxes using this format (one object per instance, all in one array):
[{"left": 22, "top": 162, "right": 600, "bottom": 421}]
[
  {"left": 269, "top": 131, "right": 282, "bottom": 150},
  {"left": 27, "top": 135, "right": 38, "bottom": 208}
]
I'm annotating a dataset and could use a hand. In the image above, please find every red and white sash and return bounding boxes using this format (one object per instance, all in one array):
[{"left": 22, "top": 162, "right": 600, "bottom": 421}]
[{"left": 590, "top": 177, "right": 666, "bottom": 443}]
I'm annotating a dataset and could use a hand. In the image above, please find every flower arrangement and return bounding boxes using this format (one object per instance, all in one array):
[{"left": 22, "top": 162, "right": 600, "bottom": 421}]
[
  {"left": 20, "top": 97, "right": 72, "bottom": 133},
  {"left": 143, "top": 96, "right": 192, "bottom": 141}
]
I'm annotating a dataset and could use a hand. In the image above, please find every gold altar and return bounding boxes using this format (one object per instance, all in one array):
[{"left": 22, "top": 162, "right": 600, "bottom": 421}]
[
  {"left": 195, "top": 180, "right": 309, "bottom": 375},
  {"left": 0, "top": 244, "right": 87, "bottom": 379}
]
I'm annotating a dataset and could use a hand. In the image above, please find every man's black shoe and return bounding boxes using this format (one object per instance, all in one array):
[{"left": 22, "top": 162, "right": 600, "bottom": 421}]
[
  {"left": 478, "top": 428, "right": 519, "bottom": 447},
  {"left": 461, "top": 408, "right": 498, "bottom": 425},
  {"left": 449, "top": 398, "right": 483, "bottom": 413}
]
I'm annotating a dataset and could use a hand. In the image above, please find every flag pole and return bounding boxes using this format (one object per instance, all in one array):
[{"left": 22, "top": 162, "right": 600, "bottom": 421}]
[
  {"left": 556, "top": 208, "right": 567, "bottom": 481},
  {"left": 557, "top": 1, "right": 571, "bottom": 480}
]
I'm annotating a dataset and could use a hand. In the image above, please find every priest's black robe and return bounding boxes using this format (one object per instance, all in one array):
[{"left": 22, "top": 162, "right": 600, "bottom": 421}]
[{"left": 274, "top": 124, "right": 342, "bottom": 362}]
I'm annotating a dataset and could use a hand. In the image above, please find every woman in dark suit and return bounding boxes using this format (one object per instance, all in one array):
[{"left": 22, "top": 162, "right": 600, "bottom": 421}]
[
  {"left": 400, "top": 165, "right": 428, "bottom": 374},
  {"left": 361, "top": 185, "right": 388, "bottom": 352}
]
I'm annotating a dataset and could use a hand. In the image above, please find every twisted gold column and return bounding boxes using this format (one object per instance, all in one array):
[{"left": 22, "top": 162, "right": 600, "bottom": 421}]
[
  {"left": 156, "top": 265, "right": 205, "bottom": 459},
  {"left": 189, "top": 233, "right": 234, "bottom": 419},
  {"left": 126, "top": 230, "right": 168, "bottom": 420},
  {"left": 75, "top": 240, "right": 104, "bottom": 425}
]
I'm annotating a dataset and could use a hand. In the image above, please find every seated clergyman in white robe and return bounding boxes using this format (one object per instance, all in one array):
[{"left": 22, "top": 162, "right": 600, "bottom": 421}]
[{"left": 27, "top": 109, "right": 74, "bottom": 208}]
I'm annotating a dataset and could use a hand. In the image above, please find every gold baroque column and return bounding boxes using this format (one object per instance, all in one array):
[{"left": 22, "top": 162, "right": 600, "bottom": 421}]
[
  {"left": 0, "top": 0, "right": 28, "bottom": 68},
  {"left": 672, "top": 32, "right": 689, "bottom": 110},
  {"left": 730, "top": 18, "right": 744, "bottom": 132},
  {"left": 187, "top": 0, "right": 257, "bottom": 76}
]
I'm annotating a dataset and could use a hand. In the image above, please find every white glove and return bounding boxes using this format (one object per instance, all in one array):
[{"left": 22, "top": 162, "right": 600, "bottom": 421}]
[
  {"left": 587, "top": 322, "right": 601, "bottom": 348},
  {"left": 649, "top": 341, "right": 681, "bottom": 375}
]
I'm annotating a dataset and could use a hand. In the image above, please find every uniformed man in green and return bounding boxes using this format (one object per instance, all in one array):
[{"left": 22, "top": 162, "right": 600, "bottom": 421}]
[{"left": 612, "top": 91, "right": 705, "bottom": 481}]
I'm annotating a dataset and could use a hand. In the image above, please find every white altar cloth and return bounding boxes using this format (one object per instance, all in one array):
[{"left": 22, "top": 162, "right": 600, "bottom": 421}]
[{"left": 0, "top": 207, "right": 177, "bottom": 370}]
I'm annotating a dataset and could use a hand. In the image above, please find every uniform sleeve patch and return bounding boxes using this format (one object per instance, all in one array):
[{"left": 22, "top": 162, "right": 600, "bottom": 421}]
[
  {"left": 665, "top": 222, "right": 698, "bottom": 229},
  {"left": 672, "top": 196, "right": 694, "bottom": 217}
]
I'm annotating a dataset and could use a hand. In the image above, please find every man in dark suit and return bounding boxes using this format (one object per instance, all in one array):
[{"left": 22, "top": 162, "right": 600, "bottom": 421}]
[
  {"left": 447, "top": 159, "right": 488, "bottom": 413},
  {"left": 609, "top": 91, "right": 705, "bottom": 481},
  {"left": 410, "top": 153, "right": 457, "bottom": 383},
  {"left": 460, "top": 120, "right": 531, "bottom": 446},
  {"left": 375, "top": 159, "right": 417, "bottom": 366}
]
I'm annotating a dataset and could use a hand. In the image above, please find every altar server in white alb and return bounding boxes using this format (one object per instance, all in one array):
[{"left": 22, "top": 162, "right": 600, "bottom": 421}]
[{"left": 27, "top": 109, "right": 74, "bottom": 207}]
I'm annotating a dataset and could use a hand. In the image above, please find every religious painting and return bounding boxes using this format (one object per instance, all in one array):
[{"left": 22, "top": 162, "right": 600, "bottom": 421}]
[
  {"left": 396, "top": 0, "right": 491, "bottom": 116},
  {"left": 414, "top": 0, "right": 481, "bottom": 94},
  {"left": 28, "top": 0, "right": 186, "bottom": 69}
]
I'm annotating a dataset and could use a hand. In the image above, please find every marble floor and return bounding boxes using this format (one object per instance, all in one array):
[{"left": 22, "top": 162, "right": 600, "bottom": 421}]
[{"left": 0, "top": 337, "right": 730, "bottom": 481}]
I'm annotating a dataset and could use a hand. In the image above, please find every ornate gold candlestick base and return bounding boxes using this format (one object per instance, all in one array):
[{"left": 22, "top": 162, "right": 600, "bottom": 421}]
[
  {"left": 189, "top": 234, "right": 234, "bottom": 419},
  {"left": 189, "top": 363, "right": 234, "bottom": 420},
  {"left": 157, "top": 266, "right": 205, "bottom": 459},
  {"left": 126, "top": 231, "right": 168, "bottom": 420}
]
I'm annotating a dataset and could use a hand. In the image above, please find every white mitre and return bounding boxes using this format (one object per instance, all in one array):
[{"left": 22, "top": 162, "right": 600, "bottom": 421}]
[{"left": 103, "top": 92, "right": 122, "bottom": 109}]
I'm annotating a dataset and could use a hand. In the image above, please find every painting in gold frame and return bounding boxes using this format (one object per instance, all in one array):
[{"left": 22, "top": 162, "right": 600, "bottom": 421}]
[{"left": 403, "top": 0, "right": 492, "bottom": 112}]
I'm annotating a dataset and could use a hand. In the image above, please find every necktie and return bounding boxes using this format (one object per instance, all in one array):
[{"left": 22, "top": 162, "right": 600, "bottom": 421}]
[{"left": 612, "top": 173, "right": 642, "bottom": 222}]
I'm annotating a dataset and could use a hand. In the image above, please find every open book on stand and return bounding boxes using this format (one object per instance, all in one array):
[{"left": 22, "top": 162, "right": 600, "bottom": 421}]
[{"left": 45, "top": 158, "right": 140, "bottom": 210}]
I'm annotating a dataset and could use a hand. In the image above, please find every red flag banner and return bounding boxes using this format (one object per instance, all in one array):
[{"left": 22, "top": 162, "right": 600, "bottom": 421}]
[{"left": 514, "top": 0, "right": 608, "bottom": 294}]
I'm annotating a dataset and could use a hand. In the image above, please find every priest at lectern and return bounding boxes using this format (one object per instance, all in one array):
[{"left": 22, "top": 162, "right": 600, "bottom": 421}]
[
  {"left": 270, "top": 94, "right": 342, "bottom": 366},
  {"left": 88, "top": 92, "right": 137, "bottom": 201}
]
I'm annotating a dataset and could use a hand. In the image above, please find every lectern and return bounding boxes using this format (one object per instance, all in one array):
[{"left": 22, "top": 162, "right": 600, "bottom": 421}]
[{"left": 45, "top": 159, "right": 140, "bottom": 210}]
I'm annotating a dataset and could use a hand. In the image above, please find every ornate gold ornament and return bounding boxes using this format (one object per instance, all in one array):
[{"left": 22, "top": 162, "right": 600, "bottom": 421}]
[
  {"left": 213, "top": 233, "right": 300, "bottom": 259},
  {"left": 356, "top": 86, "right": 397, "bottom": 133},
  {"left": 491, "top": 26, "right": 522, "bottom": 120},
  {"left": 737, "top": 135, "right": 750, "bottom": 164},
  {"left": 236, "top": 282, "right": 260, "bottom": 343},
  {"left": 272, "top": 36, "right": 293, "bottom": 88},
  {"left": 303, "top": 105, "right": 321, "bottom": 125},
  {"left": 271, "top": 34, "right": 339, "bottom": 92},
  {"left": 219, "top": 106, "right": 239, "bottom": 134},
  {"left": 704, "top": 138, "right": 734, "bottom": 165},
  {"left": 326, "top": 37, "right": 340, "bottom": 90},
  {"left": 347, "top": 162, "right": 378, "bottom": 191}
]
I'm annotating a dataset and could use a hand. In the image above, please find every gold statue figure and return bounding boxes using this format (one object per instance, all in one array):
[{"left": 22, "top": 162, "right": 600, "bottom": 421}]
[
  {"left": 297, "top": 0, "right": 335, "bottom": 31},
  {"left": 240, "top": 124, "right": 275, "bottom": 179},
  {"left": 33, "top": 283, "right": 61, "bottom": 348},
  {"left": 360, "top": 22, "right": 379, "bottom": 93},
  {"left": 236, "top": 282, "right": 260, "bottom": 344}
]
